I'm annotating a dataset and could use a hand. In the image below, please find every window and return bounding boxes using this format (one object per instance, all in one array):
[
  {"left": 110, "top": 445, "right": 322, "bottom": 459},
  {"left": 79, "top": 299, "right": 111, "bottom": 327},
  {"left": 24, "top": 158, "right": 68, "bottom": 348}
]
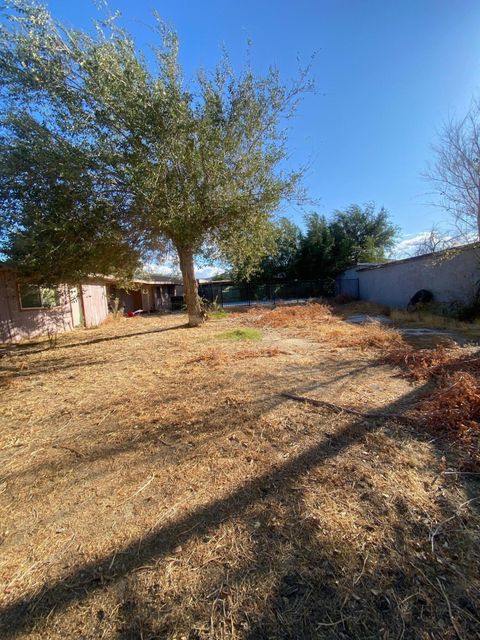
[{"left": 18, "top": 283, "right": 60, "bottom": 310}]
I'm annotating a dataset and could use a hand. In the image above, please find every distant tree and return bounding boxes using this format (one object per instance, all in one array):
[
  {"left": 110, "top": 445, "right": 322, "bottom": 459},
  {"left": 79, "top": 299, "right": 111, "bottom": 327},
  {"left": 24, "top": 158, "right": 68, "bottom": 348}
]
[
  {"left": 329, "top": 204, "right": 397, "bottom": 272},
  {"left": 0, "top": 1, "right": 311, "bottom": 326},
  {"left": 426, "top": 101, "right": 480, "bottom": 239},
  {"left": 231, "top": 205, "right": 396, "bottom": 283},
  {"left": 251, "top": 217, "right": 302, "bottom": 281},
  {"left": 296, "top": 213, "right": 334, "bottom": 279},
  {"left": 410, "top": 225, "right": 455, "bottom": 257}
]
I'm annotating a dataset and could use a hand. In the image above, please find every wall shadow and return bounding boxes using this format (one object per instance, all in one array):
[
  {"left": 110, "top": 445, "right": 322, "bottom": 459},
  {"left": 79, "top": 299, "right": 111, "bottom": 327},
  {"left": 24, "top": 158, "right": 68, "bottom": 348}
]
[{"left": 0, "top": 321, "right": 188, "bottom": 357}]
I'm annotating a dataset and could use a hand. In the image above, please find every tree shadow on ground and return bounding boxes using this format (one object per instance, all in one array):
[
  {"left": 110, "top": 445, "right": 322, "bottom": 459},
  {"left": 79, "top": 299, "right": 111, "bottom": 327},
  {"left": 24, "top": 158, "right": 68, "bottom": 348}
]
[
  {"left": 1, "top": 380, "right": 479, "bottom": 639},
  {"left": 0, "top": 357, "right": 116, "bottom": 386},
  {"left": 0, "top": 358, "right": 400, "bottom": 505},
  {"left": 0, "top": 321, "right": 188, "bottom": 357}
]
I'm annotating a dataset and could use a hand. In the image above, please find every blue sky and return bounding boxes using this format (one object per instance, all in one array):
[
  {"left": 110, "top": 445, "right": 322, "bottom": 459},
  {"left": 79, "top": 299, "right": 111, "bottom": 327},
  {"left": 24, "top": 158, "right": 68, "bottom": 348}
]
[{"left": 46, "top": 0, "right": 480, "bottom": 264}]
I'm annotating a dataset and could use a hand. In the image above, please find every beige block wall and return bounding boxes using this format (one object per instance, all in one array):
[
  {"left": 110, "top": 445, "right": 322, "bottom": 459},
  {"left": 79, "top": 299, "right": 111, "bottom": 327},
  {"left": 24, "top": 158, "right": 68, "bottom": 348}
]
[{"left": 356, "top": 246, "right": 480, "bottom": 309}]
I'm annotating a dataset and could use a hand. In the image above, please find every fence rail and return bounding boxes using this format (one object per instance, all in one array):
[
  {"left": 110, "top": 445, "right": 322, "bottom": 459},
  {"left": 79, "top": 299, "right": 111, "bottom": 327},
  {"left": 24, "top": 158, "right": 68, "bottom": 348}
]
[{"left": 198, "top": 279, "right": 334, "bottom": 308}]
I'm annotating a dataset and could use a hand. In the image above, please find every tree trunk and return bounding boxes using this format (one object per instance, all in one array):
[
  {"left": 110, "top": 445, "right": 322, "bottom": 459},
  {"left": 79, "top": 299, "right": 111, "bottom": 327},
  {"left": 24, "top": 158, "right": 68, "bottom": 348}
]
[{"left": 176, "top": 245, "right": 205, "bottom": 327}]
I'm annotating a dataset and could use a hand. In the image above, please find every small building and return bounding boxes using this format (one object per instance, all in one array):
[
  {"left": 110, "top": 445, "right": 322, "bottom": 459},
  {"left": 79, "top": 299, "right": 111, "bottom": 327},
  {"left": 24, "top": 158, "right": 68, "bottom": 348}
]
[
  {"left": 336, "top": 243, "right": 480, "bottom": 309},
  {"left": 105, "top": 275, "right": 183, "bottom": 315},
  {"left": 0, "top": 265, "right": 183, "bottom": 343}
]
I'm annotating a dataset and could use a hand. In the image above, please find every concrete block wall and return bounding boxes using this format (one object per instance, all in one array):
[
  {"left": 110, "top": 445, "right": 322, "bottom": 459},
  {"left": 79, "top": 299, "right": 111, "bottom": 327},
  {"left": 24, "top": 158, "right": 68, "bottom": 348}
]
[{"left": 342, "top": 244, "right": 480, "bottom": 309}]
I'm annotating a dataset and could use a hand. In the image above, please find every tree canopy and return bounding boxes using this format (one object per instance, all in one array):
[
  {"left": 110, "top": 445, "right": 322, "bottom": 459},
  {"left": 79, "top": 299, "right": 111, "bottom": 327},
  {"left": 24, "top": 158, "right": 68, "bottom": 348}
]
[
  {"left": 329, "top": 203, "right": 398, "bottom": 270},
  {"left": 250, "top": 217, "right": 302, "bottom": 281},
  {"left": 0, "top": 0, "right": 311, "bottom": 325},
  {"left": 246, "top": 204, "right": 397, "bottom": 283}
]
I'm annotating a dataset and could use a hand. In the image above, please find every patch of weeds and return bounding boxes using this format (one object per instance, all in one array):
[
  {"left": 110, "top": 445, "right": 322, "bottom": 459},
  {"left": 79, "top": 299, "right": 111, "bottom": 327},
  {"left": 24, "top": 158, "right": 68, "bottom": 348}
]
[
  {"left": 210, "top": 309, "right": 228, "bottom": 320},
  {"left": 215, "top": 328, "right": 262, "bottom": 341}
]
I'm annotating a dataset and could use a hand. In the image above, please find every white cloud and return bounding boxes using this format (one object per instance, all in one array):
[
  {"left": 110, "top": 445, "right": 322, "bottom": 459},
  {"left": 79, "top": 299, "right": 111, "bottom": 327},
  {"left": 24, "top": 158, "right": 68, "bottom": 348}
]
[
  {"left": 194, "top": 266, "right": 224, "bottom": 279},
  {"left": 143, "top": 260, "right": 223, "bottom": 280},
  {"left": 390, "top": 232, "right": 432, "bottom": 259},
  {"left": 390, "top": 229, "right": 471, "bottom": 260}
]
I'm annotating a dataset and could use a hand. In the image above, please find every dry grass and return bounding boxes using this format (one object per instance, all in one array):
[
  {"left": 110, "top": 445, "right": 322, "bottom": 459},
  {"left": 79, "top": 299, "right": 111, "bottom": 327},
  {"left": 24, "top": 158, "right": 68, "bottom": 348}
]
[
  {"left": 390, "top": 307, "right": 480, "bottom": 338},
  {"left": 237, "top": 301, "right": 403, "bottom": 349},
  {"left": 188, "top": 346, "right": 288, "bottom": 366},
  {"left": 0, "top": 309, "right": 479, "bottom": 639},
  {"left": 333, "top": 299, "right": 391, "bottom": 317},
  {"left": 384, "top": 344, "right": 480, "bottom": 470}
]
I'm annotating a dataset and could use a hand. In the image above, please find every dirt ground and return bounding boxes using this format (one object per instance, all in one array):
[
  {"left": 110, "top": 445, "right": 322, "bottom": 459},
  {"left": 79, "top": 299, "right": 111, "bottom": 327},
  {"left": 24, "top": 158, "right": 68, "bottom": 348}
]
[{"left": 0, "top": 307, "right": 479, "bottom": 639}]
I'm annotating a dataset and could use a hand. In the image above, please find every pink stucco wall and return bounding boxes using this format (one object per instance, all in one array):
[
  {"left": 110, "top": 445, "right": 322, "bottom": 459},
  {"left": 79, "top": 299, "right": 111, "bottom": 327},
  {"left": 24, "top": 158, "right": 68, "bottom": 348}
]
[
  {"left": 0, "top": 269, "right": 109, "bottom": 342},
  {"left": 0, "top": 269, "right": 74, "bottom": 342}
]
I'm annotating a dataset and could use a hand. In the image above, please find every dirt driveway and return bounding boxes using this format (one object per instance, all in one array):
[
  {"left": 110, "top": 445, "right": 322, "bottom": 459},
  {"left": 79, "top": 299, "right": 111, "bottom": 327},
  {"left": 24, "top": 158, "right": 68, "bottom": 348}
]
[{"left": 1, "top": 309, "right": 479, "bottom": 639}]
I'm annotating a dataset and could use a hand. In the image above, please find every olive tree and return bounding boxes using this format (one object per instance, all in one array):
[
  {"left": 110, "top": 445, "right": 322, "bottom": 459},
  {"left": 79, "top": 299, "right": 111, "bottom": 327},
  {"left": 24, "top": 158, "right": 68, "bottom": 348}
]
[{"left": 0, "top": 1, "right": 310, "bottom": 325}]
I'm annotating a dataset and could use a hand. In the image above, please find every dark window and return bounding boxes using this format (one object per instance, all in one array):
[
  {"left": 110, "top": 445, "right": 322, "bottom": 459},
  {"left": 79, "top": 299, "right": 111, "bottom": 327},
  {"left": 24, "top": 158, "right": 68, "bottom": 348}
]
[{"left": 18, "top": 284, "right": 60, "bottom": 309}]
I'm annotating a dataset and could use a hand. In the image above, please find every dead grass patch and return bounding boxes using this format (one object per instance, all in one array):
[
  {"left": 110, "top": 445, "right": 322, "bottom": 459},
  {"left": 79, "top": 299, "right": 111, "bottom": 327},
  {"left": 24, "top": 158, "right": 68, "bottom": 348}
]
[
  {"left": 391, "top": 307, "right": 480, "bottom": 337},
  {"left": 333, "top": 299, "right": 391, "bottom": 317},
  {"left": 416, "top": 371, "right": 480, "bottom": 464},
  {"left": 240, "top": 302, "right": 480, "bottom": 469},
  {"left": 239, "top": 302, "right": 403, "bottom": 350},
  {"left": 188, "top": 346, "right": 288, "bottom": 366},
  {"left": 384, "top": 344, "right": 480, "bottom": 469}
]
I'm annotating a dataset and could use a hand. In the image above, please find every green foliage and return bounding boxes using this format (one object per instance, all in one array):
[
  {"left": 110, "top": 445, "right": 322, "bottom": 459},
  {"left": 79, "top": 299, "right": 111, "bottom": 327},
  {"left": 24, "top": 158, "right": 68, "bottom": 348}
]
[
  {"left": 209, "top": 272, "right": 233, "bottom": 281},
  {"left": 250, "top": 217, "right": 302, "bottom": 281},
  {"left": 329, "top": 203, "right": 398, "bottom": 271},
  {"left": 0, "top": 0, "right": 311, "bottom": 323},
  {"left": 296, "top": 213, "right": 334, "bottom": 279},
  {"left": 247, "top": 204, "right": 397, "bottom": 283},
  {"left": 209, "top": 309, "right": 228, "bottom": 320},
  {"left": 215, "top": 328, "right": 262, "bottom": 341}
]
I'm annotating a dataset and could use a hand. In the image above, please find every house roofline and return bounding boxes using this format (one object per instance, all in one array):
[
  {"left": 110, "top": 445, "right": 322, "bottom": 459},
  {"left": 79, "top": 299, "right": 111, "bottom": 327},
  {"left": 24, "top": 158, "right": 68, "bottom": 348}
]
[{"left": 0, "top": 264, "right": 183, "bottom": 286}]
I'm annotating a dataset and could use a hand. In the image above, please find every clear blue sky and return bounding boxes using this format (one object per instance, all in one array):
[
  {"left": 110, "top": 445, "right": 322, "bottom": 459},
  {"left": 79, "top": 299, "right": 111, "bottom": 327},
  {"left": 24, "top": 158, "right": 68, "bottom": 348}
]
[{"left": 47, "top": 0, "right": 480, "bottom": 246}]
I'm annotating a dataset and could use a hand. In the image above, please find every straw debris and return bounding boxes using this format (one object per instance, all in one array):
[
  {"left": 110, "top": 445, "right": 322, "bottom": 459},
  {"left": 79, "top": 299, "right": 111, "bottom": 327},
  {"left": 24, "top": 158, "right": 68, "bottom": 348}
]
[{"left": 0, "top": 308, "right": 479, "bottom": 639}]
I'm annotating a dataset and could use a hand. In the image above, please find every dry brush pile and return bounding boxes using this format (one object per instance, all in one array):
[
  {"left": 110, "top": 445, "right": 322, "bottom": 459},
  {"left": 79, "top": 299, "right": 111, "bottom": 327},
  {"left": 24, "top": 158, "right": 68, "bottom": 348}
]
[
  {"left": 386, "top": 346, "right": 480, "bottom": 470},
  {"left": 236, "top": 302, "right": 403, "bottom": 350}
]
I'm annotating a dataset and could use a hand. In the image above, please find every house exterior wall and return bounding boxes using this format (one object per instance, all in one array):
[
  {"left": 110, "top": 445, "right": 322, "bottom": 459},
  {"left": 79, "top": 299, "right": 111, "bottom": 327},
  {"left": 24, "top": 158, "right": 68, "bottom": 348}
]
[
  {"left": 0, "top": 269, "right": 74, "bottom": 342},
  {"left": 343, "top": 245, "right": 480, "bottom": 309},
  {"left": 157, "top": 284, "right": 175, "bottom": 310},
  {"left": 108, "top": 282, "right": 182, "bottom": 313},
  {"left": 141, "top": 285, "right": 156, "bottom": 312},
  {"left": 112, "top": 288, "right": 135, "bottom": 313},
  {"left": 0, "top": 269, "right": 109, "bottom": 342}
]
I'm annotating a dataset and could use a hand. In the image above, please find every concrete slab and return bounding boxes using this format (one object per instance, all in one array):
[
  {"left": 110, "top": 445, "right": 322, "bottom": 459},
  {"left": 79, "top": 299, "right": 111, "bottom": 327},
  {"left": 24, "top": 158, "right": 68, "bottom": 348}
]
[
  {"left": 346, "top": 314, "right": 469, "bottom": 347},
  {"left": 346, "top": 314, "right": 392, "bottom": 325}
]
